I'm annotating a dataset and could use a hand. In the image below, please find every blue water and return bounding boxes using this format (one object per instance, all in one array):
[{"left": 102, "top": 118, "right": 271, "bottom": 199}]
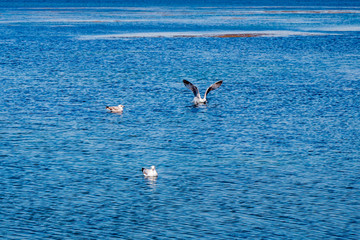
[{"left": 1, "top": 1, "right": 360, "bottom": 239}]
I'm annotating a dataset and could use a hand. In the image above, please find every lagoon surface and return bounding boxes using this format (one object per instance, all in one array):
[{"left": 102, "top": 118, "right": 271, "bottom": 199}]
[{"left": 1, "top": 1, "right": 360, "bottom": 239}]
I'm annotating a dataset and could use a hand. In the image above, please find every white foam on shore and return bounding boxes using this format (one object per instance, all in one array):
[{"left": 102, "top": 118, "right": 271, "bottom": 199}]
[
  {"left": 0, "top": 19, "right": 151, "bottom": 24},
  {"left": 78, "top": 30, "right": 331, "bottom": 40},
  {"left": 316, "top": 26, "right": 360, "bottom": 32}
]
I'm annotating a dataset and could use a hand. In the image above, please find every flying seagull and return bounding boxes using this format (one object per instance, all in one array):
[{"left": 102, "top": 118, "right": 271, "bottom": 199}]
[
  {"left": 142, "top": 166, "right": 158, "bottom": 177},
  {"left": 106, "top": 104, "right": 124, "bottom": 113},
  {"left": 183, "top": 79, "right": 223, "bottom": 105}
]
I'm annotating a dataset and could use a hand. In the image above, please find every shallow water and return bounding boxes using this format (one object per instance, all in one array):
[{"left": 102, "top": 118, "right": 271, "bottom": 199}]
[{"left": 1, "top": 2, "right": 360, "bottom": 239}]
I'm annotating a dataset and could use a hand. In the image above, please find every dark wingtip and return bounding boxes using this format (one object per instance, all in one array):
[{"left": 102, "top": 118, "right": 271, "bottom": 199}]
[
  {"left": 215, "top": 80, "right": 223, "bottom": 88},
  {"left": 141, "top": 168, "right": 145, "bottom": 172}
]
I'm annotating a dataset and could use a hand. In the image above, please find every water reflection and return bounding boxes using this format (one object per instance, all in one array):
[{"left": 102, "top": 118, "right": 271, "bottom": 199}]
[
  {"left": 2, "top": 4, "right": 360, "bottom": 239},
  {"left": 144, "top": 176, "right": 158, "bottom": 190}
]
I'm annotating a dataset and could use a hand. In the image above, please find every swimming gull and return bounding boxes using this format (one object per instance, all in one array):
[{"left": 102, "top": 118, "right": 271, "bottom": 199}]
[
  {"left": 106, "top": 104, "right": 124, "bottom": 113},
  {"left": 183, "top": 79, "right": 223, "bottom": 105},
  {"left": 142, "top": 166, "right": 158, "bottom": 177}
]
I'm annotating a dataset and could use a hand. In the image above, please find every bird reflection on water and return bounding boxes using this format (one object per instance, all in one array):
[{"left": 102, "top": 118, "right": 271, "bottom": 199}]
[{"left": 144, "top": 176, "right": 158, "bottom": 190}]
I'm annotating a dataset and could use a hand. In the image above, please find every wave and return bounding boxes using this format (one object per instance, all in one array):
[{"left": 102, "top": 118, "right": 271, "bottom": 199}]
[{"left": 78, "top": 30, "right": 331, "bottom": 40}]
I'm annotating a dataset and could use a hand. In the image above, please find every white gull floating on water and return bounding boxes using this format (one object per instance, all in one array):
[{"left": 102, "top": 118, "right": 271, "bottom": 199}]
[
  {"left": 106, "top": 104, "right": 124, "bottom": 113},
  {"left": 142, "top": 166, "right": 158, "bottom": 177},
  {"left": 183, "top": 79, "right": 223, "bottom": 105}
]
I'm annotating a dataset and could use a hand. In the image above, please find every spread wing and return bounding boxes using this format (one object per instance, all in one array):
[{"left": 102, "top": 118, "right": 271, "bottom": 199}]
[
  {"left": 204, "top": 80, "right": 223, "bottom": 99},
  {"left": 183, "top": 79, "right": 200, "bottom": 98}
]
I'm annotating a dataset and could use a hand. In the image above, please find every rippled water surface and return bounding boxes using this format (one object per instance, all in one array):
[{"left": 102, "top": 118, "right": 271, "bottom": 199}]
[{"left": 1, "top": 1, "right": 360, "bottom": 239}]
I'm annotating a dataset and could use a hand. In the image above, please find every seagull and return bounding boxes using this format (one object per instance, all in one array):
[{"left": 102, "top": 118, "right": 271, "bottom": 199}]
[
  {"left": 183, "top": 79, "right": 223, "bottom": 105},
  {"left": 142, "top": 166, "right": 158, "bottom": 177},
  {"left": 106, "top": 104, "right": 124, "bottom": 113}
]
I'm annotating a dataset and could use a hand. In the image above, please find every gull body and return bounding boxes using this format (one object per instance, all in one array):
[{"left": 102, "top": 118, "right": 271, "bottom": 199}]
[
  {"left": 106, "top": 104, "right": 124, "bottom": 113},
  {"left": 142, "top": 166, "right": 158, "bottom": 177},
  {"left": 183, "top": 79, "right": 223, "bottom": 105}
]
